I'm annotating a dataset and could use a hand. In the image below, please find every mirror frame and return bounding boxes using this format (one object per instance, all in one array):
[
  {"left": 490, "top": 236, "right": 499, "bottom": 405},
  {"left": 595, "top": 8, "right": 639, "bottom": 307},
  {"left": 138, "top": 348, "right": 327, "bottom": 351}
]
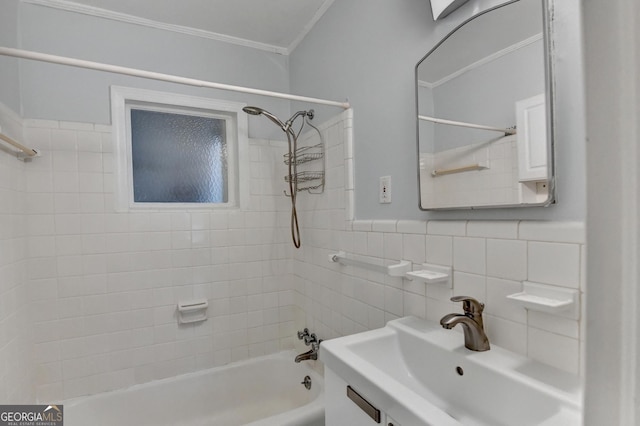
[{"left": 415, "top": 0, "right": 556, "bottom": 210}]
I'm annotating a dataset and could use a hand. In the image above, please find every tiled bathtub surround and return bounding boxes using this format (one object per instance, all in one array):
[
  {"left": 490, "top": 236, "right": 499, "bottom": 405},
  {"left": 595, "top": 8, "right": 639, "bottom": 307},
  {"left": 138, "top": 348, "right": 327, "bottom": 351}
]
[
  {"left": 0, "top": 108, "right": 34, "bottom": 403},
  {"left": 22, "top": 118, "right": 298, "bottom": 401}
]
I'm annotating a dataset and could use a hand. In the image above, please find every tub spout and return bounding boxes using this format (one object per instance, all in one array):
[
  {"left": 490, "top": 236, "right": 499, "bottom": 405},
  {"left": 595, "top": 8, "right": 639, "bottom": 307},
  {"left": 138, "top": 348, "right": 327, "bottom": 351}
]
[
  {"left": 295, "top": 348, "right": 317, "bottom": 363},
  {"left": 295, "top": 340, "right": 321, "bottom": 363}
]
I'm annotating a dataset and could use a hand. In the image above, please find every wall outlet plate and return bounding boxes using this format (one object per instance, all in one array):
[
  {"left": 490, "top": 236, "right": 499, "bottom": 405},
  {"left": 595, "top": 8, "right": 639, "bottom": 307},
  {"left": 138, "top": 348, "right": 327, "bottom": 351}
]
[{"left": 379, "top": 176, "right": 391, "bottom": 203}]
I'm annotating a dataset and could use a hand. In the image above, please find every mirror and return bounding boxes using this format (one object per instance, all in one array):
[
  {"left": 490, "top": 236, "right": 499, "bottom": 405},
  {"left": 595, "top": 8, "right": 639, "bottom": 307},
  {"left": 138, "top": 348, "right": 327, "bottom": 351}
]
[{"left": 416, "top": 0, "right": 555, "bottom": 210}]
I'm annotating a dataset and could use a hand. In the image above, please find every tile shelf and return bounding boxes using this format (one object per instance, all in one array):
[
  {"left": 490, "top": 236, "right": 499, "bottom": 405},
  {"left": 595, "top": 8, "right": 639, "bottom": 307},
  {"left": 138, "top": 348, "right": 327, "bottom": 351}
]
[
  {"left": 507, "top": 281, "right": 580, "bottom": 319},
  {"left": 405, "top": 263, "right": 452, "bottom": 288}
]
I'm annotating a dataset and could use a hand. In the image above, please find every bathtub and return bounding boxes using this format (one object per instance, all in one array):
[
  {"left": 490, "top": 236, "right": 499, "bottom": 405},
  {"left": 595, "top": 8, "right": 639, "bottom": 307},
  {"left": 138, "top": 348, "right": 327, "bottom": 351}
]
[{"left": 64, "top": 351, "right": 324, "bottom": 426}]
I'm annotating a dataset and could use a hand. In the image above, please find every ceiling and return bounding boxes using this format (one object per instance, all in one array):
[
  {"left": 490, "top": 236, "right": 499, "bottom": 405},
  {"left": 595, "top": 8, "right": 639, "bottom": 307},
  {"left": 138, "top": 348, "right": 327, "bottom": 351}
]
[{"left": 26, "top": 0, "right": 336, "bottom": 54}]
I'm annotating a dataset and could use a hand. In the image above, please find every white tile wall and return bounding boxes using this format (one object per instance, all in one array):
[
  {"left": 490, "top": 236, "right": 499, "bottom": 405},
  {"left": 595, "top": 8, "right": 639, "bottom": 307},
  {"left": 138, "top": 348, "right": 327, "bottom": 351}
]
[
  {"left": 2, "top": 106, "right": 586, "bottom": 405},
  {"left": 0, "top": 107, "right": 35, "bottom": 403},
  {"left": 294, "top": 109, "right": 586, "bottom": 375},
  {"left": 21, "top": 119, "right": 298, "bottom": 401}
]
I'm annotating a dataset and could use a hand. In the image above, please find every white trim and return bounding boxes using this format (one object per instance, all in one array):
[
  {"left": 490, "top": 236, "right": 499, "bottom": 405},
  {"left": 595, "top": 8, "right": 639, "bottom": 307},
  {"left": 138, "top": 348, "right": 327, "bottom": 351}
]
[
  {"left": 287, "top": 0, "right": 336, "bottom": 53},
  {"left": 23, "top": 0, "right": 289, "bottom": 55},
  {"left": 110, "top": 86, "right": 250, "bottom": 212},
  {"left": 422, "top": 33, "right": 543, "bottom": 88},
  {"left": 583, "top": 0, "right": 640, "bottom": 423}
]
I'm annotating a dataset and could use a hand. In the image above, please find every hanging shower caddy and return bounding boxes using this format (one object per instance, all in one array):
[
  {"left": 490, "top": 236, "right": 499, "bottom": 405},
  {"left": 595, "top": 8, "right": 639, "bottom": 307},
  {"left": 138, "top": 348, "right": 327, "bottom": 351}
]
[{"left": 284, "top": 142, "right": 325, "bottom": 194}]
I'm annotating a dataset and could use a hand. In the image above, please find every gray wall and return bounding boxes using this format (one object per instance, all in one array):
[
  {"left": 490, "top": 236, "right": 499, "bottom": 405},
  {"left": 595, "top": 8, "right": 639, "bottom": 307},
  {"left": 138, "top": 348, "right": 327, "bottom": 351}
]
[
  {"left": 432, "top": 41, "right": 544, "bottom": 152},
  {"left": 289, "top": 0, "right": 586, "bottom": 221},
  {"left": 0, "top": 0, "right": 21, "bottom": 115},
  {"left": 12, "top": 2, "right": 293, "bottom": 140}
]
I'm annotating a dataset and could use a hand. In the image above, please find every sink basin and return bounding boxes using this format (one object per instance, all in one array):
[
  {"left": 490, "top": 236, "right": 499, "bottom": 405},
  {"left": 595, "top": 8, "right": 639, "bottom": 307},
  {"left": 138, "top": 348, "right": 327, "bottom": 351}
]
[{"left": 321, "top": 316, "right": 582, "bottom": 426}]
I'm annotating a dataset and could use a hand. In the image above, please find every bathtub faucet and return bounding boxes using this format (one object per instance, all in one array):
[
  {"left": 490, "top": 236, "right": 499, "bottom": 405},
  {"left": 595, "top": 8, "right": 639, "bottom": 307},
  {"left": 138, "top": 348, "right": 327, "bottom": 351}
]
[
  {"left": 295, "top": 340, "right": 321, "bottom": 363},
  {"left": 295, "top": 330, "right": 322, "bottom": 362}
]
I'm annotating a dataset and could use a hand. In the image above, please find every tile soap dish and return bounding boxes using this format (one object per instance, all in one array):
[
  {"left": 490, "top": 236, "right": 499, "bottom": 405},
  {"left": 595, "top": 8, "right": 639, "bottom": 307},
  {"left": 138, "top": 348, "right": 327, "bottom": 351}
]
[
  {"left": 507, "top": 281, "right": 579, "bottom": 319},
  {"left": 405, "top": 263, "right": 452, "bottom": 288},
  {"left": 405, "top": 270, "right": 448, "bottom": 283}
]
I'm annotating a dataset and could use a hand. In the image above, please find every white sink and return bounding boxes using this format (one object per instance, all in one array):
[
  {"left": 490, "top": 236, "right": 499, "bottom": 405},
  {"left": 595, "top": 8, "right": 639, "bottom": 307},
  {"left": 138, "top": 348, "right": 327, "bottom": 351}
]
[{"left": 321, "top": 316, "right": 582, "bottom": 426}]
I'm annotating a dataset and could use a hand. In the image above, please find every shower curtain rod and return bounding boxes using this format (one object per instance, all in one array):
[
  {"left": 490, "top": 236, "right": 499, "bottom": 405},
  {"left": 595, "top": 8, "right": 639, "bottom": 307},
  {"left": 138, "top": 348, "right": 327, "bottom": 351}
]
[
  {"left": 419, "top": 115, "right": 516, "bottom": 135},
  {"left": 0, "top": 47, "right": 351, "bottom": 109},
  {"left": 0, "top": 131, "right": 39, "bottom": 159}
]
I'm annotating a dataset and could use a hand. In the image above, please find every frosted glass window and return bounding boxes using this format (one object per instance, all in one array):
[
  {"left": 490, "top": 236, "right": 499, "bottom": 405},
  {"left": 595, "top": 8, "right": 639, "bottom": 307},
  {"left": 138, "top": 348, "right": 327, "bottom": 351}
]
[{"left": 130, "top": 109, "right": 228, "bottom": 203}]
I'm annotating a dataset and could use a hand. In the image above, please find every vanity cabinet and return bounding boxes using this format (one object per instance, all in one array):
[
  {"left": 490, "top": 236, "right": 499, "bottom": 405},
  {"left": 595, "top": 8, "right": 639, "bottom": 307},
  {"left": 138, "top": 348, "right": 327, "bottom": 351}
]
[{"left": 325, "top": 368, "right": 401, "bottom": 426}]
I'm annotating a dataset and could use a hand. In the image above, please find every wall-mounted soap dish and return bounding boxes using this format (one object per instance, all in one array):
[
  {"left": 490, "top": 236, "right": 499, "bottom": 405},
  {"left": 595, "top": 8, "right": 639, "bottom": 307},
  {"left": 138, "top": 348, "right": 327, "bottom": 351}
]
[
  {"left": 405, "top": 263, "right": 452, "bottom": 288},
  {"left": 177, "top": 299, "right": 209, "bottom": 324},
  {"left": 507, "top": 282, "right": 579, "bottom": 319}
]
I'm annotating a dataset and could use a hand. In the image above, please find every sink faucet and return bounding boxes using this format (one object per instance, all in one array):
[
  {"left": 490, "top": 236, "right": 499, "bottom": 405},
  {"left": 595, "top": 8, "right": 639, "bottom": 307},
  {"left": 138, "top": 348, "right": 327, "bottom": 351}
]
[{"left": 440, "top": 296, "right": 490, "bottom": 351}]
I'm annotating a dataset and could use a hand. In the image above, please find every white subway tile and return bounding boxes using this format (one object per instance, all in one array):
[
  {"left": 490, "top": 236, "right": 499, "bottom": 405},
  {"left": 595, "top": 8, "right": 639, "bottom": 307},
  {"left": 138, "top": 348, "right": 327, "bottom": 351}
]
[
  {"left": 519, "top": 221, "right": 585, "bottom": 244},
  {"left": 77, "top": 131, "right": 102, "bottom": 152},
  {"left": 403, "top": 234, "right": 426, "bottom": 263},
  {"left": 426, "top": 235, "right": 453, "bottom": 266},
  {"left": 60, "top": 121, "right": 94, "bottom": 131},
  {"left": 384, "top": 286, "right": 404, "bottom": 316},
  {"left": 527, "top": 328, "right": 579, "bottom": 374},
  {"left": 485, "top": 277, "right": 526, "bottom": 323},
  {"left": 528, "top": 242, "right": 580, "bottom": 288},
  {"left": 453, "top": 237, "right": 486, "bottom": 274},
  {"left": 50, "top": 129, "right": 78, "bottom": 151},
  {"left": 484, "top": 316, "right": 527, "bottom": 355},
  {"left": 52, "top": 151, "right": 78, "bottom": 171},
  {"left": 78, "top": 152, "right": 103, "bottom": 173},
  {"left": 371, "top": 220, "right": 397, "bottom": 233},
  {"left": 351, "top": 220, "right": 372, "bottom": 232},
  {"left": 427, "top": 220, "right": 466, "bottom": 236},
  {"left": 486, "top": 239, "right": 527, "bottom": 280},
  {"left": 425, "top": 297, "right": 454, "bottom": 323},
  {"left": 397, "top": 220, "right": 427, "bottom": 234},
  {"left": 528, "top": 311, "right": 580, "bottom": 339},
  {"left": 452, "top": 272, "right": 486, "bottom": 301},
  {"left": 54, "top": 193, "right": 80, "bottom": 214},
  {"left": 467, "top": 220, "right": 518, "bottom": 239},
  {"left": 404, "top": 293, "right": 426, "bottom": 319},
  {"left": 78, "top": 172, "right": 104, "bottom": 193},
  {"left": 383, "top": 233, "right": 403, "bottom": 260},
  {"left": 367, "top": 232, "right": 384, "bottom": 258},
  {"left": 28, "top": 236, "right": 56, "bottom": 258}
]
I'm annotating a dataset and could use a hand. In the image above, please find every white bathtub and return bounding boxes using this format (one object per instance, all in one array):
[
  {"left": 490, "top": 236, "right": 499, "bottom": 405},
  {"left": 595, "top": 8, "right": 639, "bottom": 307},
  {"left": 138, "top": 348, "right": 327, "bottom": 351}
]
[{"left": 64, "top": 351, "right": 324, "bottom": 426}]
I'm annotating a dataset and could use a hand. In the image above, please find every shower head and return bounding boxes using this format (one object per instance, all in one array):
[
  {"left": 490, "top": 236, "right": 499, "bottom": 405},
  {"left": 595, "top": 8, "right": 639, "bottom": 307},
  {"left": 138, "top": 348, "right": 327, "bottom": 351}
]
[{"left": 242, "top": 106, "right": 287, "bottom": 130}]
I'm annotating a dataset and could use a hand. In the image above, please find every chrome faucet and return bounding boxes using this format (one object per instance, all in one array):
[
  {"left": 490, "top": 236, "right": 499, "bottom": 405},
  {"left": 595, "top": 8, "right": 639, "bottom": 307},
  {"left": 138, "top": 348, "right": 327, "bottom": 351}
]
[
  {"left": 440, "top": 296, "right": 490, "bottom": 351},
  {"left": 295, "top": 329, "right": 322, "bottom": 362},
  {"left": 295, "top": 340, "right": 321, "bottom": 362}
]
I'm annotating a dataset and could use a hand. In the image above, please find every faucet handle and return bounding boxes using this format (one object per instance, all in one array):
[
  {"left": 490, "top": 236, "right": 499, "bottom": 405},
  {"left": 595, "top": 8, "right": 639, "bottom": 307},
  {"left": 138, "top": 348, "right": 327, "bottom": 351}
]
[
  {"left": 297, "top": 328, "right": 310, "bottom": 341},
  {"left": 304, "top": 333, "right": 318, "bottom": 346},
  {"left": 450, "top": 296, "right": 484, "bottom": 315}
]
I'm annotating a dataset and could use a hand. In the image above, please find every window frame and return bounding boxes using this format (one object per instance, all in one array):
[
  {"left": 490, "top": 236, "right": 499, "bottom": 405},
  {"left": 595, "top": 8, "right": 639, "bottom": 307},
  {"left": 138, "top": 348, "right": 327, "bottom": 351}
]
[{"left": 111, "top": 86, "right": 249, "bottom": 211}]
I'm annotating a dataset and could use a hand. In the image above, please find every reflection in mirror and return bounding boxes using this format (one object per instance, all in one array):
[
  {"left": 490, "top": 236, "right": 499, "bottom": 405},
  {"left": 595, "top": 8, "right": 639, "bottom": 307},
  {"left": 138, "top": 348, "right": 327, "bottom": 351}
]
[{"left": 416, "top": 0, "right": 554, "bottom": 210}]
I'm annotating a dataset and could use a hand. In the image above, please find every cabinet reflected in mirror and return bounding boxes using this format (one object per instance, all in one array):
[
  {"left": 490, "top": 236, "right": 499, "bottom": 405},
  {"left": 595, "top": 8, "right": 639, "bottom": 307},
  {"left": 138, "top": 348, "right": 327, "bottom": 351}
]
[{"left": 416, "top": 0, "right": 555, "bottom": 210}]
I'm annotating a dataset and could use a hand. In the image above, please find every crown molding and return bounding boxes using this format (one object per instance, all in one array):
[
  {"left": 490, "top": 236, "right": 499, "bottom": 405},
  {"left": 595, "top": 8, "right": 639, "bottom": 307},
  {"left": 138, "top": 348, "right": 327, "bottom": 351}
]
[
  {"left": 287, "top": 0, "right": 335, "bottom": 53},
  {"left": 22, "top": 0, "right": 290, "bottom": 55}
]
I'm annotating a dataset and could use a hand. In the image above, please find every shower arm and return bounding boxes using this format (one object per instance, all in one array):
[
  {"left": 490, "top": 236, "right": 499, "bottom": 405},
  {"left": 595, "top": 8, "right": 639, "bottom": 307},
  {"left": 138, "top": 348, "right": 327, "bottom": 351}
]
[{"left": 283, "top": 110, "right": 314, "bottom": 133}]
